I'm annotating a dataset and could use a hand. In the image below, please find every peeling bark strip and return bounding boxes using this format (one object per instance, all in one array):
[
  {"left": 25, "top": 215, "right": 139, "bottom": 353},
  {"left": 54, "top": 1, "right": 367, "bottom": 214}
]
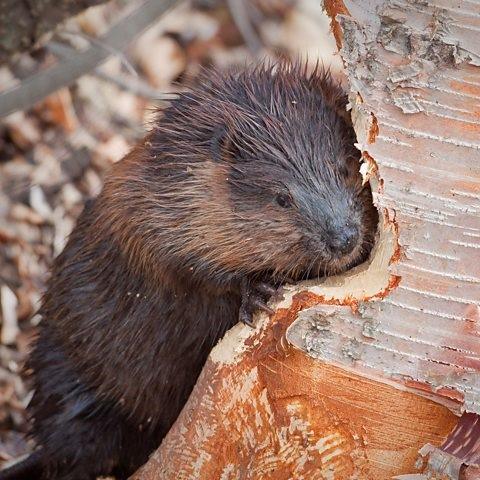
[
  {"left": 132, "top": 1, "right": 480, "bottom": 478},
  {"left": 415, "top": 412, "right": 480, "bottom": 479},
  {"left": 440, "top": 413, "right": 480, "bottom": 469},
  {"left": 0, "top": 0, "right": 106, "bottom": 63}
]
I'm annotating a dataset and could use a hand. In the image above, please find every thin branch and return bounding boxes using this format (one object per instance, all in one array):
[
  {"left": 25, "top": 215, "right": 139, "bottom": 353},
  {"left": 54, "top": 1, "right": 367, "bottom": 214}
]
[
  {"left": 59, "top": 30, "right": 140, "bottom": 79},
  {"left": 226, "top": 0, "right": 263, "bottom": 55},
  {"left": 0, "top": 0, "right": 179, "bottom": 118},
  {"left": 47, "top": 41, "right": 177, "bottom": 102},
  {"left": 93, "top": 69, "right": 178, "bottom": 102}
]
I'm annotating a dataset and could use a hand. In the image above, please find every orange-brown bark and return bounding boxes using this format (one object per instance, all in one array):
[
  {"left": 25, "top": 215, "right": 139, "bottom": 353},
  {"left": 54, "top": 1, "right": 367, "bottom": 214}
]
[{"left": 132, "top": 303, "right": 457, "bottom": 479}]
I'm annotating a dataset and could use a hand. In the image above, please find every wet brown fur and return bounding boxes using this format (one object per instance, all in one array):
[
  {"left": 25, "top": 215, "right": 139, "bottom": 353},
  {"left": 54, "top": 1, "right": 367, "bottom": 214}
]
[{"left": 0, "top": 62, "right": 378, "bottom": 480}]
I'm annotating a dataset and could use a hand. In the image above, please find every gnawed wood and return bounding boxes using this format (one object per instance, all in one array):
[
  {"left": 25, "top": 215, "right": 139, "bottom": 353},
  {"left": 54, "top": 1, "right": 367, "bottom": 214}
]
[{"left": 133, "top": 308, "right": 457, "bottom": 479}]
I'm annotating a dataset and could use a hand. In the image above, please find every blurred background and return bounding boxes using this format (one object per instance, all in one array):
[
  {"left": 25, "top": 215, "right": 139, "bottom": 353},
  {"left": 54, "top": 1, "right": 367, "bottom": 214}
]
[{"left": 0, "top": 0, "right": 340, "bottom": 462}]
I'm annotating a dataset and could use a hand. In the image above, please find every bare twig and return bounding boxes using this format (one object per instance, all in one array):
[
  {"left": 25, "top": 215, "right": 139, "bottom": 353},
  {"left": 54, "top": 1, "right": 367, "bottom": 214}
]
[
  {"left": 59, "top": 30, "right": 140, "bottom": 79},
  {"left": 47, "top": 41, "right": 177, "bottom": 101},
  {"left": 93, "top": 69, "right": 178, "bottom": 102},
  {"left": 226, "top": 0, "right": 263, "bottom": 54},
  {"left": 0, "top": 0, "right": 179, "bottom": 118}
]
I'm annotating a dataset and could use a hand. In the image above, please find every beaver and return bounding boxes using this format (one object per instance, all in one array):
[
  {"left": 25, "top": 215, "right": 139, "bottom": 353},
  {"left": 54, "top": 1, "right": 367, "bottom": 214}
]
[{"left": 0, "top": 62, "right": 378, "bottom": 480}]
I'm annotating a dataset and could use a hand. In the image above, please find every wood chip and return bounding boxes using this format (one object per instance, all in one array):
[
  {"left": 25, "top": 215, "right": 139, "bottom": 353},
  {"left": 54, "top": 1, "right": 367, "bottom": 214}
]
[
  {"left": 1, "top": 286, "right": 19, "bottom": 345},
  {"left": 35, "top": 88, "right": 79, "bottom": 133},
  {"left": 3, "top": 112, "right": 41, "bottom": 150},
  {"left": 9, "top": 204, "right": 44, "bottom": 226},
  {"left": 135, "top": 36, "right": 186, "bottom": 89},
  {"left": 29, "top": 185, "right": 53, "bottom": 222},
  {"left": 96, "top": 135, "right": 131, "bottom": 164}
]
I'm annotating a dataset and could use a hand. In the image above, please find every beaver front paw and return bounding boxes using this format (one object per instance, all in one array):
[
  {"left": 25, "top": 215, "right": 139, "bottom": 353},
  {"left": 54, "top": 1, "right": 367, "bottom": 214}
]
[{"left": 239, "top": 279, "right": 277, "bottom": 327}]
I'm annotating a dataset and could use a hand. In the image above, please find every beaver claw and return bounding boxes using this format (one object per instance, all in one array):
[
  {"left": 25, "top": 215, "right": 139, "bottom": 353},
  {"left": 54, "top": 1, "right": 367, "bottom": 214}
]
[{"left": 239, "top": 279, "right": 276, "bottom": 327}]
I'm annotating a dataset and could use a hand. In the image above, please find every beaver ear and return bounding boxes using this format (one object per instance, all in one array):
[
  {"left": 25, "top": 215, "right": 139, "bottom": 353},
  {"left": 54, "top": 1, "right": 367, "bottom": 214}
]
[{"left": 210, "top": 125, "right": 238, "bottom": 163}]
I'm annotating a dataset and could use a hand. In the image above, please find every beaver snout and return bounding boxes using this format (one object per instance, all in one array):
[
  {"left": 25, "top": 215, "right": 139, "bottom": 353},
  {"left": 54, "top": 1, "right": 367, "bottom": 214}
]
[{"left": 325, "top": 223, "right": 359, "bottom": 255}]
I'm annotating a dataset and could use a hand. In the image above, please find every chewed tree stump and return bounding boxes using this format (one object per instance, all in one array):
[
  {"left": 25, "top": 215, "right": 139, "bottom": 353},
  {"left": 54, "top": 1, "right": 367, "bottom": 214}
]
[{"left": 132, "top": 1, "right": 480, "bottom": 479}]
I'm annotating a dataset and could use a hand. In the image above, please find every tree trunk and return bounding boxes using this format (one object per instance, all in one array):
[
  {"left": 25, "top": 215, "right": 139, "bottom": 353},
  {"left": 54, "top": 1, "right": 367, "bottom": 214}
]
[
  {"left": 0, "top": 0, "right": 106, "bottom": 63},
  {"left": 132, "top": 0, "right": 480, "bottom": 478}
]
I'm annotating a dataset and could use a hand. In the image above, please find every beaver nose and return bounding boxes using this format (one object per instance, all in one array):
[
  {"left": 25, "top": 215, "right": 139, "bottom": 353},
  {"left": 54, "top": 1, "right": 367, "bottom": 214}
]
[{"left": 327, "top": 224, "right": 358, "bottom": 255}]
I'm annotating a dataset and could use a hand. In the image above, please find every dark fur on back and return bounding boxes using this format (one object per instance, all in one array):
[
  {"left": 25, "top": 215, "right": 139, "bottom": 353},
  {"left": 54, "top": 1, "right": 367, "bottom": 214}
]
[{"left": 0, "top": 62, "right": 378, "bottom": 480}]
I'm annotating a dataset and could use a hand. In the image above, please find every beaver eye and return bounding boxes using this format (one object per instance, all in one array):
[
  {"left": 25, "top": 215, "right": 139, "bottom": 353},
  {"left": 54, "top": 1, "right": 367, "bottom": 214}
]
[{"left": 275, "top": 193, "right": 292, "bottom": 208}]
